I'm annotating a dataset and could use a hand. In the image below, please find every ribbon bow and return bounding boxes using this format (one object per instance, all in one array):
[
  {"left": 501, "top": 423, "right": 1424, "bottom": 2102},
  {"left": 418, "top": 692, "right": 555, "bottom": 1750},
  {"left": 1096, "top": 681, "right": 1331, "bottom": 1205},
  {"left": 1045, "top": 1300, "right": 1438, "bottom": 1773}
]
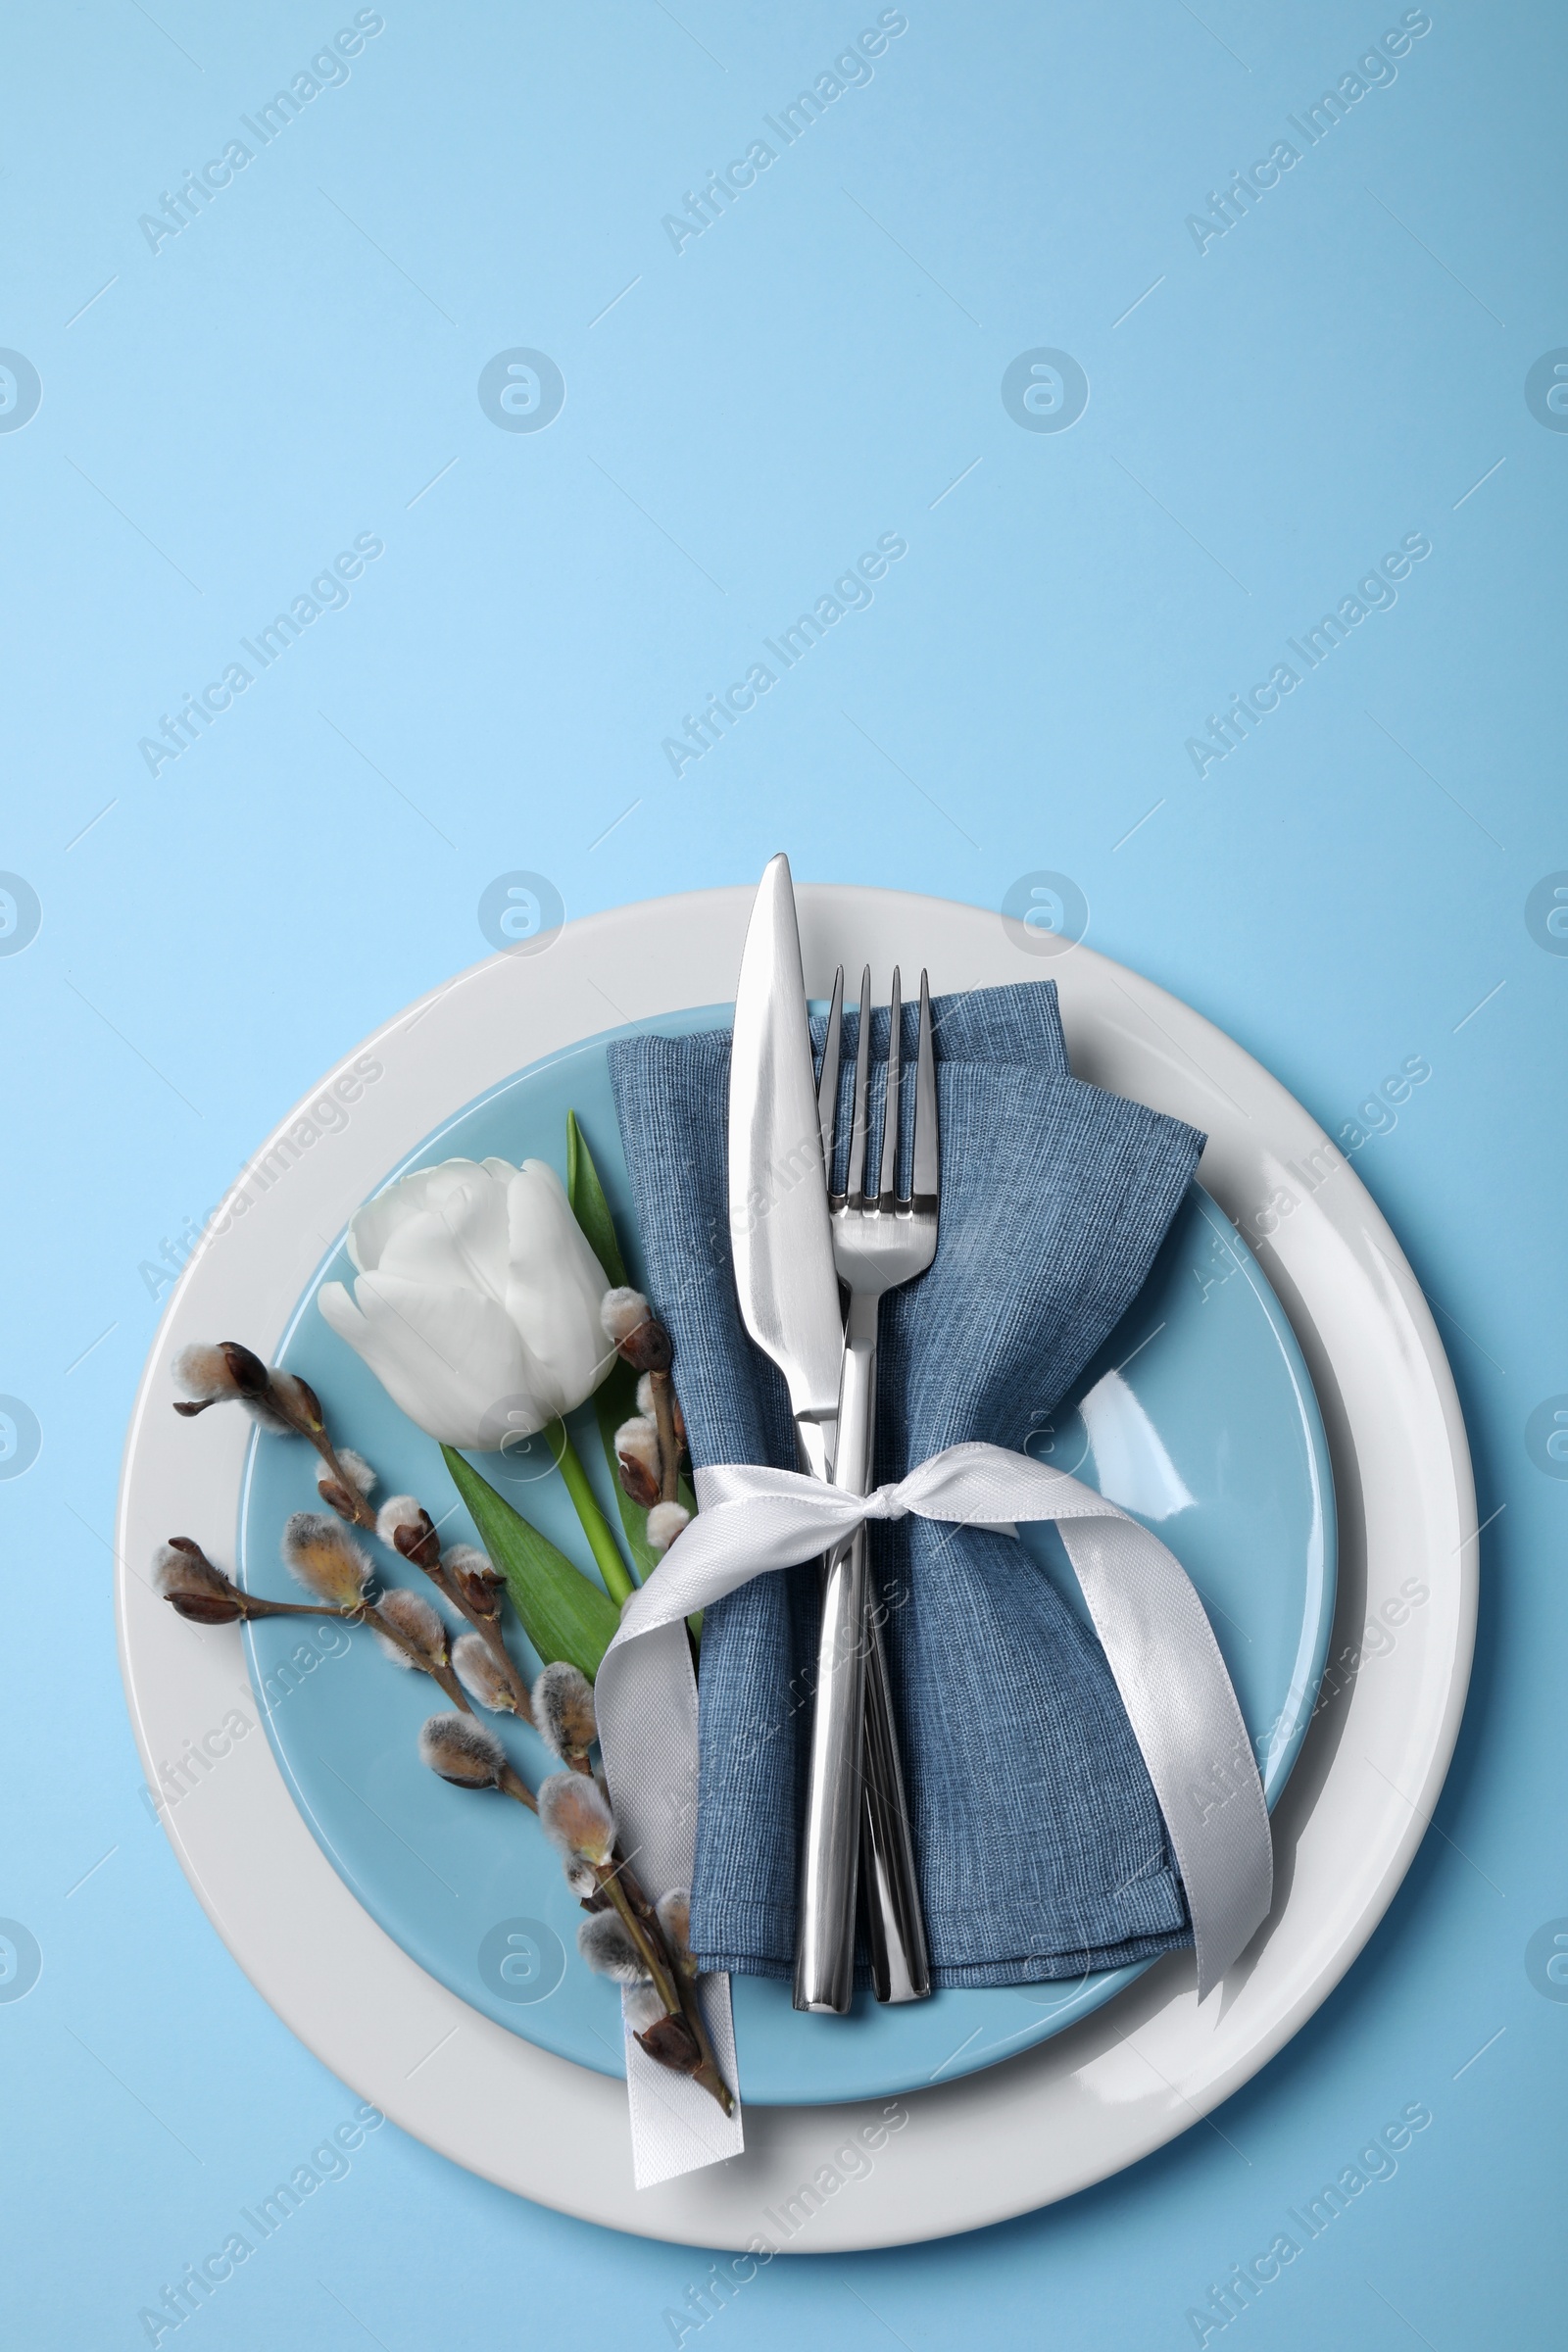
[
  {"left": 596, "top": 1444, "right": 1273, "bottom": 2184},
  {"left": 600, "top": 1443, "right": 1271, "bottom": 1989}
]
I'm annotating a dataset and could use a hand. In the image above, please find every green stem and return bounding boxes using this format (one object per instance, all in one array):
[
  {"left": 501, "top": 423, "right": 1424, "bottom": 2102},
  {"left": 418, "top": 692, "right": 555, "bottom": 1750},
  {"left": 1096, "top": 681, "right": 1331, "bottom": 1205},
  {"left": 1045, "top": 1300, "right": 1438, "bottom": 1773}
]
[{"left": 551, "top": 1419, "right": 637, "bottom": 1605}]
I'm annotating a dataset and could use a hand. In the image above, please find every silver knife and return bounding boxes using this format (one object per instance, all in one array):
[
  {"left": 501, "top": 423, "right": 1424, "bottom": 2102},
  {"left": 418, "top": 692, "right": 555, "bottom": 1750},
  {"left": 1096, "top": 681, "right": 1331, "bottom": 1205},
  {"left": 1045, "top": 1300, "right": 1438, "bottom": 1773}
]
[
  {"left": 728, "top": 853, "right": 928, "bottom": 2012},
  {"left": 728, "top": 853, "right": 844, "bottom": 1483}
]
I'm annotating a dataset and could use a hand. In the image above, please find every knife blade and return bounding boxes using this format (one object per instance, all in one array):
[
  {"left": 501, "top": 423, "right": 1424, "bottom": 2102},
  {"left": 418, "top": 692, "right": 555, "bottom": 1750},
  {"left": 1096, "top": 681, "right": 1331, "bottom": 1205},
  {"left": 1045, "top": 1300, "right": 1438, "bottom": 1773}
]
[{"left": 728, "top": 852, "right": 843, "bottom": 1475}]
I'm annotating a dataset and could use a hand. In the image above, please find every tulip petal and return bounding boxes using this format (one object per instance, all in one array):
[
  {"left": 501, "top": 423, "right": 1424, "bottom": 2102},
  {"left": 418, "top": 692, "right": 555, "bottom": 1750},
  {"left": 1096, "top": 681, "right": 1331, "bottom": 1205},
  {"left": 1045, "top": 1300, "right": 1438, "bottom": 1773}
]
[
  {"left": 347, "top": 1163, "right": 452, "bottom": 1276},
  {"left": 345, "top": 1166, "right": 434, "bottom": 1279},
  {"left": 377, "top": 1196, "right": 510, "bottom": 1314},
  {"left": 331, "top": 1154, "right": 613, "bottom": 1444},
  {"left": 318, "top": 1278, "right": 368, "bottom": 1344},
  {"left": 347, "top": 1158, "right": 506, "bottom": 1283},
  {"left": 373, "top": 1205, "right": 481, "bottom": 1298},
  {"left": 427, "top": 1164, "right": 513, "bottom": 1303},
  {"left": 505, "top": 1161, "right": 615, "bottom": 1420},
  {"left": 325, "top": 1270, "right": 537, "bottom": 1447}
]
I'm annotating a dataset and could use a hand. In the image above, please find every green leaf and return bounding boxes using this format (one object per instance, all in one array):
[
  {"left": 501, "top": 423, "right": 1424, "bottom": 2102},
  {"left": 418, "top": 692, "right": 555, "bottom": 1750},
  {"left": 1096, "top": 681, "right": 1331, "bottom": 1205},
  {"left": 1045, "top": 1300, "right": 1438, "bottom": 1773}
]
[
  {"left": 441, "top": 1445, "right": 620, "bottom": 1682},
  {"left": 566, "top": 1108, "right": 627, "bottom": 1287},
  {"left": 565, "top": 1109, "right": 695, "bottom": 1582}
]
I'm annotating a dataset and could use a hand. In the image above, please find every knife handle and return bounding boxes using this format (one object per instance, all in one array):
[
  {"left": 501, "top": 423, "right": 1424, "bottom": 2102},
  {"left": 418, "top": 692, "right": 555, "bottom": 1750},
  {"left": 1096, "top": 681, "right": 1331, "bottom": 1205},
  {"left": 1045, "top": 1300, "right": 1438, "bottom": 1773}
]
[
  {"left": 793, "top": 1550, "right": 929, "bottom": 2011},
  {"left": 793, "top": 1296, "right": 930, "bottom": 2012},
  {"left": 793, "top": 1306, "right": 877, "bottom": 2013},
  {"left": 793, "top": 1521, "right": 868, "bottom": 2013}
]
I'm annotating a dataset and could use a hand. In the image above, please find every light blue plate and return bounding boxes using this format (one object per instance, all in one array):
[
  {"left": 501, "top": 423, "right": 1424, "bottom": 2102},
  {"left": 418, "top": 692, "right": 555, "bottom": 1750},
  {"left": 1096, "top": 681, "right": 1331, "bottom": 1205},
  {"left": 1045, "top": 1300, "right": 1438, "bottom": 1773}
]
[{"left": 239, "top": 1006, "right": 1336, "bottom": 2106}]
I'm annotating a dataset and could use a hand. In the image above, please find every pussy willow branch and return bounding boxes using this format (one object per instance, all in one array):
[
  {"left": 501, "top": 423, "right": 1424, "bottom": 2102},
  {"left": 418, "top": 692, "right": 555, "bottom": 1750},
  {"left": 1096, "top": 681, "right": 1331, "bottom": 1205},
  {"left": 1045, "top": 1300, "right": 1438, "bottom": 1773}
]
[
  {"left": 172, "top": 1348, "right": 729, "bottom": 2112},
  {"left": 614, "top": 1856, "right": 731, "bottom": 2110},
  {"left": 399, "top": 1533, "right": 533, "bottom": 1721},
  {"left": 495, "top": 1778, "right": 729, "bottom": 2110},
  {"left": 268, "top": 1371, "right": 534, "bottom": 1720},
  {"left": 451, "top": 1593, "right": 531, "bottom": 1716},
  {"left": 361, "top": 1598, "right": 472, "bottom": 1712},
  {"left": 648, "top": 1369, "right": 681, "bottom": 1506},
  {"left": 175, "top": 1560, "right": 730, "bottom": 2110},
  {"left": 486, "top": 1770, "right": 719, "bottom": 2101},
  {"left": 163, "top": 1547, "right": 474, "bottom": 1715}
]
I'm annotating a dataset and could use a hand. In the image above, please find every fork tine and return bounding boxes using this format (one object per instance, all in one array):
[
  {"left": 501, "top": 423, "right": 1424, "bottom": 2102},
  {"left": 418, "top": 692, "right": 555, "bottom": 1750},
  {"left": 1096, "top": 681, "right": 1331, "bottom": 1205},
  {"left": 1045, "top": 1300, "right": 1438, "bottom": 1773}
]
[
  {"left": 816, "top": 963, "right": 844, "bottom": 1183},
  {"left": 845, "top": 963, "right": 873, "bottom": 1204},
  {"left": 880, "top": 966, "right": 902, "bottom": 1204},
  {"left": 911, "top": 969, "right": 938, "bottom": 1201}
]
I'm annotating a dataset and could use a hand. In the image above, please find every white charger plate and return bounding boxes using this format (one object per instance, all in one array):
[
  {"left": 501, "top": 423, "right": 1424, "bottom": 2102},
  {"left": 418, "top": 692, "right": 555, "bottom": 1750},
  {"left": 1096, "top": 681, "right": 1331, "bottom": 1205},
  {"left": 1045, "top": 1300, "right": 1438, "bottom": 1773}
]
[{"left": 115, "top": 886, "right": 1476, "bottom": 2250}]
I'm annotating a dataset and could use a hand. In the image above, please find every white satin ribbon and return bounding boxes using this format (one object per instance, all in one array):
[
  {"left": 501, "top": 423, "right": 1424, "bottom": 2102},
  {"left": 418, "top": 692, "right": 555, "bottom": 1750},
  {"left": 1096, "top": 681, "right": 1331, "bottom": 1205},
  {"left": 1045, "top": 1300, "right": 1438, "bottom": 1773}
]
[{"left": 598, "top": 1442, "right": 1274, "bottom": 2184}]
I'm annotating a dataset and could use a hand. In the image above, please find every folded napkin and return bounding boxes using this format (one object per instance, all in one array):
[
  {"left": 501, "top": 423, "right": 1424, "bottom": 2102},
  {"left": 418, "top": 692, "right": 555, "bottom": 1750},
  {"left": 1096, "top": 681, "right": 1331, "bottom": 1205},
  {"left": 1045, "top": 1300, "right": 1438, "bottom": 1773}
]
[{"left": 606, "top": 980, "right": 1206, "bottom": 1985}]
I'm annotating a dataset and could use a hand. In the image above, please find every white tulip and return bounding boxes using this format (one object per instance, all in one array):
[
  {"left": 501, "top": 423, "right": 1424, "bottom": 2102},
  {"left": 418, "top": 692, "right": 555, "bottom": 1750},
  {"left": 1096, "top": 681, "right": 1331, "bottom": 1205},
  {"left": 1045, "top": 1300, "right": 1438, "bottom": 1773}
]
[{"left": 318, "top": 1156, "right": 614, "bottom": 1449}]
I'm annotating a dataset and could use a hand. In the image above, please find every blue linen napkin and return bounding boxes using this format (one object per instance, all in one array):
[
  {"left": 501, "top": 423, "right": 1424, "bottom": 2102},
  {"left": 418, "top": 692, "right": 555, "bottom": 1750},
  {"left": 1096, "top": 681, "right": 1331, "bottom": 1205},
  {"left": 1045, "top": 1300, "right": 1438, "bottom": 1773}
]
[{"left": 606, "top": 980, "right": 1206, "bottom": 1984}]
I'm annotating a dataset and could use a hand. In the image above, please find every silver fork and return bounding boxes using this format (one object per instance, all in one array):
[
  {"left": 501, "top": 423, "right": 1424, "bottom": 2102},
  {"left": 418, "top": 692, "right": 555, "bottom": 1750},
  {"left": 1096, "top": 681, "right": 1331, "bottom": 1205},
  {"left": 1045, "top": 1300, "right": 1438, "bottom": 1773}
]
[{"left": 794, "top": 965, "right": 939, "bottom": 2015}]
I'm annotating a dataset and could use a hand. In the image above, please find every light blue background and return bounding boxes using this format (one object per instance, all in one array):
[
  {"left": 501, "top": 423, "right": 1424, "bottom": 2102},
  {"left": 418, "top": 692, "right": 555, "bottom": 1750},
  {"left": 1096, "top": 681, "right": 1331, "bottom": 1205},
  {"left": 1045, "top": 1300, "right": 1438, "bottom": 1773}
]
[{"left": 0, "top": 2, "right": 1562, "bottom": 2346}]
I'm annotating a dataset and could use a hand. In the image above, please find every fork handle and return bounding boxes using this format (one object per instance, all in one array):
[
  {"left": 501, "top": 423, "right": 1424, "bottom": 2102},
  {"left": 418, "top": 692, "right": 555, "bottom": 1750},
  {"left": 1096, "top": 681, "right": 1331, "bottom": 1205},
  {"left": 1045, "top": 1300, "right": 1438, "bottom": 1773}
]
[
  {"left": 852, "top": 1330, "right": 930, "bottom": 2004},
  {"left": 859, "top": 1580, "right": 932, "bottom": 2004}
]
